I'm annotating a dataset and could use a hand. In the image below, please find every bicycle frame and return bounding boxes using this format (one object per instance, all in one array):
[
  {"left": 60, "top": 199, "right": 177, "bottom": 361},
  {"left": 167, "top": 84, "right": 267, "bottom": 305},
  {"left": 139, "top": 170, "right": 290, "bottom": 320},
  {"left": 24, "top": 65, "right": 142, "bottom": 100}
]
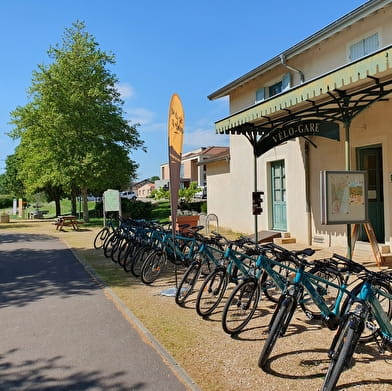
[
  {"left": 357, "top": 281, "right": 392, "bottom": 342},
  {"left": 222, "top": 245, "right": 258, "bottom": 282}
]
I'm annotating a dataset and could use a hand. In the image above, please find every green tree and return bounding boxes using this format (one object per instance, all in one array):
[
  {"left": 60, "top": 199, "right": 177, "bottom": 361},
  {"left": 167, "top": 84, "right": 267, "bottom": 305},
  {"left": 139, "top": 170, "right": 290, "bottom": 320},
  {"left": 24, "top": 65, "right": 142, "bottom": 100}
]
[
  {"left": 9, "top": 21, "right": 145, "bottom": 220},
  {"left": 179, "top": 182, "right": 201, "bottom": 203},
  {"left": 1, "top": 153, "right": 25, "bottom": 197}
]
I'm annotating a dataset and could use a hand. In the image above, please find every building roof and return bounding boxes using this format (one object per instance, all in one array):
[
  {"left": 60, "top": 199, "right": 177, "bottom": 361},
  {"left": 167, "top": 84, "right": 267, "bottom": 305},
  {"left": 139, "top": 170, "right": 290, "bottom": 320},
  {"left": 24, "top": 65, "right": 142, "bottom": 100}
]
[
  {"left": 208, "top": 0, "right": 391, "bottom": 100},
  {"left": 197, "top": 147, "right": 230, "bottom": 165}
]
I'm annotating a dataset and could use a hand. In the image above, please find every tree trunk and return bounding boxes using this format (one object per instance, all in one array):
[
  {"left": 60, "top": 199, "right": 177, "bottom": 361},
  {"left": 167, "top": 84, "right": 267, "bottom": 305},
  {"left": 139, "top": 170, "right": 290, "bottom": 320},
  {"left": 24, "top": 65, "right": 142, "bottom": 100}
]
[
  {"left": 82, "top": 187, "right": 89, "bottom": 222},
  {"left": 70, "top": 184, "right": 78, "bottom": 216},
  {"left": 55, "top": 197, "right": 61, "bottom": 217}
]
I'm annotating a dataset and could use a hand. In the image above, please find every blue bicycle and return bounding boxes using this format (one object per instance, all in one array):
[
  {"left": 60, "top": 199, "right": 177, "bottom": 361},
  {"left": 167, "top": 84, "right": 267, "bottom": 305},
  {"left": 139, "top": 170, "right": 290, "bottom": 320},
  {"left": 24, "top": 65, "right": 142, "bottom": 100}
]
[
  {"left": 322, "top": 264, "right": 392, "bottom": 391},
  {"left": 257, "top": 252, "right": 365, "bottom": 370}
]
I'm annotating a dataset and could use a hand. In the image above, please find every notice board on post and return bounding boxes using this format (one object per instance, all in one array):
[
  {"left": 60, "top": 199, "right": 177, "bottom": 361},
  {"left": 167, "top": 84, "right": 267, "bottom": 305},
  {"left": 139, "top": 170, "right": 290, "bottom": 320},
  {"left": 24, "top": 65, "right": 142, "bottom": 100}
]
[
  {"left": 103, "top": 189, "right": 120, "bottom": 225},
  {"left": 320, "top": 170, "right": 368, "bottom": 225}
]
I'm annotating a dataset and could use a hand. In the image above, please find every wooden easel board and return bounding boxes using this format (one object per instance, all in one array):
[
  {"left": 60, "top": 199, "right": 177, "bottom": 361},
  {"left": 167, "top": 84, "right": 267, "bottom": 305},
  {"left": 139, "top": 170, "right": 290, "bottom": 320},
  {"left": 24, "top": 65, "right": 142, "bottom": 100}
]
[{"left": 351, "top": 222, "right": 382, "bottom": 267}]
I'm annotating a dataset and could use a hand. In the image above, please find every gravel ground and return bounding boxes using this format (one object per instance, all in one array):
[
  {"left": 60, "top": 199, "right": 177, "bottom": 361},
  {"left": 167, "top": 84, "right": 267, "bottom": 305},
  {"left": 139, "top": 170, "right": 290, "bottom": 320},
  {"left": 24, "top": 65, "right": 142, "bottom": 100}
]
[{"left": 2, "top": 221, "right": 392, "bottom": 391}]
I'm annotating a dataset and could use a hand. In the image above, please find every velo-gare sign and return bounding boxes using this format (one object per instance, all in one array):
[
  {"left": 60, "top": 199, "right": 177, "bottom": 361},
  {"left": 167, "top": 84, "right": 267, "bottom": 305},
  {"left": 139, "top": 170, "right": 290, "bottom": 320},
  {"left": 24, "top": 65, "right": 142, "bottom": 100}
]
[{"left": 255, "top": 119, "right": 340, "bottom": 156}]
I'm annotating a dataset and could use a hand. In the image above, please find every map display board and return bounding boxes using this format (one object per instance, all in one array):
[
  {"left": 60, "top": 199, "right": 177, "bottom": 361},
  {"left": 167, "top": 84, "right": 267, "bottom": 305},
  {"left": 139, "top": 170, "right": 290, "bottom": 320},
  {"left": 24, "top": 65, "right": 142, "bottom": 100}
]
[{"left": 321, "top": 171, "right": 368, "bottom": 225}]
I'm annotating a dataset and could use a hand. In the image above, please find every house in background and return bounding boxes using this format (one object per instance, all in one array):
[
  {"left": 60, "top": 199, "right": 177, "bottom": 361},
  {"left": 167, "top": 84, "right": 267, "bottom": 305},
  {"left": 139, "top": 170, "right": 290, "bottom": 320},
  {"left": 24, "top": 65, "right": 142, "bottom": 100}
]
[
  {"left": 159, "top": 146, "right": 229, "bottom": 189},
  {"left": 207, "top": 0, "right": 392, "bottom": 252},
  {"left": 131, "top": 179, "right": 155, "bottom": 198}
]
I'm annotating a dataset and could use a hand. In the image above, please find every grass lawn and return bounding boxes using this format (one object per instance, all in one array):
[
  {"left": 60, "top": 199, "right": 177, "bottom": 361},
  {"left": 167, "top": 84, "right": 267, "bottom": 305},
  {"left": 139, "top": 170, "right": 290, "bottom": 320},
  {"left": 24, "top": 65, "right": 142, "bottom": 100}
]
[{"left": 1, "top": 198, "right": 172, "bottom": 226}]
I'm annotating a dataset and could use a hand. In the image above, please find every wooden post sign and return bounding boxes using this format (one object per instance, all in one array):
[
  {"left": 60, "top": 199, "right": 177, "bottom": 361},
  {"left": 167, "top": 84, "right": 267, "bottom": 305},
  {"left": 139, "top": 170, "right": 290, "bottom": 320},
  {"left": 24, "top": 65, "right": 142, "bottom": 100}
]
[{"left": 168, "top": 94, "right": 184, "bottom": 236}]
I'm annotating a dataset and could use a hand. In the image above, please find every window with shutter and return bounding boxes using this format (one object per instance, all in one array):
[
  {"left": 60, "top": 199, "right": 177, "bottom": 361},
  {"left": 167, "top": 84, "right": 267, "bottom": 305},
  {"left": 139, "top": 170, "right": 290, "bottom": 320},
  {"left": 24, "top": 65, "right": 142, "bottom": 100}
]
[
  {"left": 255, "top": 73, "right": 291, "bottom": 103},
  {"left": 349, "top": 33, "right": 379, "bottom": 61}
]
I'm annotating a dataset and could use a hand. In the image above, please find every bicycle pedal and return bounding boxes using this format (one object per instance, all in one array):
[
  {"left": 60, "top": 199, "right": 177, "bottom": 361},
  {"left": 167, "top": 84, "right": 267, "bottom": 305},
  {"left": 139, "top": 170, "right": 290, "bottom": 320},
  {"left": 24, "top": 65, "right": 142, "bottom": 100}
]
[{"left": 305, "top": 311, "right": 313, "bottom": 320}]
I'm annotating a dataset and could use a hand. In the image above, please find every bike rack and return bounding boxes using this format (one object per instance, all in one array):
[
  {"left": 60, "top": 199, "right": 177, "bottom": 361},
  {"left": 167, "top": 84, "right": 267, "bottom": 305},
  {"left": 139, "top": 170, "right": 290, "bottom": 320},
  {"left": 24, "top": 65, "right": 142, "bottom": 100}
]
[{"left": 205, "top": 213, "right": 219, "bottom": 234}]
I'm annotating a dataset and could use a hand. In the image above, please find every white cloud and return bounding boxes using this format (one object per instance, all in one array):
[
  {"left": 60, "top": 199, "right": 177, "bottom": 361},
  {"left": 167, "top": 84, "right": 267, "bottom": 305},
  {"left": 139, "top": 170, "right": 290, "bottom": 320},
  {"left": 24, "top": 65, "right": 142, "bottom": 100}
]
[
  {"left": 127, "top": 107, "right": 156, "bottom": 126},
  {"left": 184, "top": 128, "right": 229, "bottom": 148},
  {"left": 116, "top": 83, "right": 135, "bottom": 99}
]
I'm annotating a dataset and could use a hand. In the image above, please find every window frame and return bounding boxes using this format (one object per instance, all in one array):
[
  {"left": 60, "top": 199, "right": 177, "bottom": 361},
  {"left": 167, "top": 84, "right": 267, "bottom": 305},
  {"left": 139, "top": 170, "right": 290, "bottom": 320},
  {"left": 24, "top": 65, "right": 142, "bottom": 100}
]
[{"left": 348, "top": 30, "right": 380, "bottom": 62}]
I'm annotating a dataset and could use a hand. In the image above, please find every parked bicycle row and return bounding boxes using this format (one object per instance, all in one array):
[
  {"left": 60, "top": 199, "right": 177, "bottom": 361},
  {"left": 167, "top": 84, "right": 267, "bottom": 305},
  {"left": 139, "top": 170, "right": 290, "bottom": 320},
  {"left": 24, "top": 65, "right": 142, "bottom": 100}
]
[{"left": 93, "top": 218, "right": 392, "bottom": 391}]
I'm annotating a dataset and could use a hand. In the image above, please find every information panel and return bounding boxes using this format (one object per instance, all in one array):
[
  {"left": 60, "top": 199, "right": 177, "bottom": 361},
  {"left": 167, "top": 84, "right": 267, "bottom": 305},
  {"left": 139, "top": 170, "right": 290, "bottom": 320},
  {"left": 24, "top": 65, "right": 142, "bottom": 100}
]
[
  {"left": 103, "top": 189, "right": 120, "bottom": 212},
  {"left": 321, "top": 170, "right": 368, "bottom": 225}
]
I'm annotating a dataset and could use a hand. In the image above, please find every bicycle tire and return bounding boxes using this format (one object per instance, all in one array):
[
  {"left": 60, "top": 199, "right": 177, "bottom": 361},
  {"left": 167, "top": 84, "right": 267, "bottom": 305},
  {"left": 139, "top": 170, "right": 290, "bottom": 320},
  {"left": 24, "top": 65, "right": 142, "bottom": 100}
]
[
  {"left": 341, "top": 279, "right": 392, "bottom": 342},
  {"left": 300, "top": 263, "right": 343, "bottom": 320},
  {"left": 103, "top": 231, "right": 118, "bottom": 258},
  {"left": 123, "top": 241, "right": 140, "bottom": 273},
  {"left": 93, "top": 227, "right": 110, "bottom": 249},
  {"left": 141, "top": 249, "right": 166, "bottom": 284},
  {"left": 130, "top": 245, "right": 152, "bottom": 277},
  {"left": 258, "top": 295, "right": 295, "bottom": 370},
  {"left": 110, "top": 236, "right": 124, "bottom": 263},
  {"left": 117, "top": 239, "right": 131, "bottom": 267},
  {"left": 195, "top": 268, "right": 228, "bottom": 317},
  {"left": 322, "top": 314, "right": 363, "bottom": 391},
  {"left": 175, "top": 261, "right": 202, "bottom": 306},
  {"left": 222, "top": 278, "right": 260, "bottom": 334},
  {"left": 102, "top": 231, "right": 116, "bottom": 253}
]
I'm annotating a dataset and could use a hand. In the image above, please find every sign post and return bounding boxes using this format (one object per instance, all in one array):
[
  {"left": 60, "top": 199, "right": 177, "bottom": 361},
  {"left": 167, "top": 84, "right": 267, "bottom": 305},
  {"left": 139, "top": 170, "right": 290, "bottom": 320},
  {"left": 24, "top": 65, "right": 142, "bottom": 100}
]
[
  {"left": 161, "top": 94, "right": 185, "bottom": 297},
  {"left": 103, "top": 189, "right": 120, "bottom": 226}
]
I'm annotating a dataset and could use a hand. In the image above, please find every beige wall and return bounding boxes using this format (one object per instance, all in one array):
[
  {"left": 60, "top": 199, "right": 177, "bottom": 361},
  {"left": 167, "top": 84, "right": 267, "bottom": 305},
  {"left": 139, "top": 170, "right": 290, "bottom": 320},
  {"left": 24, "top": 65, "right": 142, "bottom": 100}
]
[
  {"left": 161, "top": 164, "right": 169, "bottom": 180},
  {"left": 308, "top": 100, "right": 392, "bottom": 247},
  {"left": 206, "top": 158, "right": 233, "bottom": 230}
]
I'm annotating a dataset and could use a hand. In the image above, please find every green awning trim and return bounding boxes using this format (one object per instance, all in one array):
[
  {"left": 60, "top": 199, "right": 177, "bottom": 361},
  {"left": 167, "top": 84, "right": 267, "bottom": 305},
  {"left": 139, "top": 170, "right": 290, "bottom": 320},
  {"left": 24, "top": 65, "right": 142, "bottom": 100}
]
[{"left": 215, "top": 45, "right": 392, "bottom": 134}]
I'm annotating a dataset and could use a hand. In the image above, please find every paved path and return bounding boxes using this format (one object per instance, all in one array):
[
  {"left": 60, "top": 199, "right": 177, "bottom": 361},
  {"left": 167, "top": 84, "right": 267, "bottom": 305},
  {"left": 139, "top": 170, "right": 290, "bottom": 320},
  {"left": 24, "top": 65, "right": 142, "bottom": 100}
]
[{"left": 0, "top": 232, "right": 196, "bottom": 391}]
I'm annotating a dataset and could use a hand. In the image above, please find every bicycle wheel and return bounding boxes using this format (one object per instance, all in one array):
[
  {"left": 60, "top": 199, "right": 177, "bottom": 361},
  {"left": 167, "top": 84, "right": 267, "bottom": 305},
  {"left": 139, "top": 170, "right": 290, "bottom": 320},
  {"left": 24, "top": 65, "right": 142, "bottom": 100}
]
[
  {"left": 110, "top": 236, "right": 124, "bottom": 263},
  {"left": 341, "top": 279, "right": 392, "bottom": 342},
  {"left": 93, "top": 227, "right": 110, "bottom": 249},
  {"left": 258, "top": 295, "right": 295, "bottom": 370},
  {"left": 263, "top": 258, "right": 296, "bottom": 303},
  {"left": 175, "top": 261, "right": 202, "bottom": 306},
  {"left": 130, "top": 245, "right": 152, "bottom": 277},
  {"left": 123, "top": 241, "right": 140, "bottom": 273},
  {"left": 141, "top": 249, "right": 166, "bottom": 284},
  {"left": 103, "top": 231, "right": 118, "bottom": 258},
  {"left": 322, "top": 314, "right": 363, "bottom": 391},
  {"left": 196, "top": 268, "right": 228, "bottom": 317},
  {"left": 222, "top": 278, "right": 260, "bottom": 334},
  {"left": 117, "top": 239, "right": 131, "bottom": 267},
  {"left": 300, "top": 263, "right": 342, "bottom": 320}
]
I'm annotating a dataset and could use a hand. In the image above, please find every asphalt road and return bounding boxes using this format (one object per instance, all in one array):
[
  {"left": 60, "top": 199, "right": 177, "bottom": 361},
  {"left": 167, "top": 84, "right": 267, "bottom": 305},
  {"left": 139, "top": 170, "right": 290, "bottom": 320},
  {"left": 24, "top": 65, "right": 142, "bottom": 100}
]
[{"left": 0, "top": 232, "right": 196, "bottom": 391}]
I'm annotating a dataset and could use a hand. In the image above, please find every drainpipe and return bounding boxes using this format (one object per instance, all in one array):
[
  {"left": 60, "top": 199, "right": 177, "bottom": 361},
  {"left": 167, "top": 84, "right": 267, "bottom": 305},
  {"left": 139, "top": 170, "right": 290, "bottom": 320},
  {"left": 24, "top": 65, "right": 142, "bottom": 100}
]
[
  {"left": 305, "top": 141, "right": 312, "bottom": 246},
  {"left": 280, "top": 54, "right": 305, "bottom": 83}
]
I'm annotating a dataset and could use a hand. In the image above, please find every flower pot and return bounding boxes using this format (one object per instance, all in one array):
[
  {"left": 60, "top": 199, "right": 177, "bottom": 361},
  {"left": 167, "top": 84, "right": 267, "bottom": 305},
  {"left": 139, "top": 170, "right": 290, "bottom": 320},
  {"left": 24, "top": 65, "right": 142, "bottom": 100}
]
[{"left": 171, "top": 215, "right": 199, "bottom": 233}]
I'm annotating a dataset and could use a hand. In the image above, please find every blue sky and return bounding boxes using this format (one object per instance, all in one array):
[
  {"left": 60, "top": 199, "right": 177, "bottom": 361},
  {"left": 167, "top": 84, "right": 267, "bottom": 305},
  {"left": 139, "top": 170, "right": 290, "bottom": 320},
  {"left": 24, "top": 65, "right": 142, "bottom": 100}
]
[{"left": 0, "top": 0, "right": 367, "bottom": 181}]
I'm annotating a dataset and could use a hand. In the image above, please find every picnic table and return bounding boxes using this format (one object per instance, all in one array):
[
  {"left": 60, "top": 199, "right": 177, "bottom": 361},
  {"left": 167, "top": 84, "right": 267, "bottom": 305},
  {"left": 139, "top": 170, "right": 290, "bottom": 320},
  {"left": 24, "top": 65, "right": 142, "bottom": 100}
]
[
  {"left": 54, "top": 216, "right": 82, "bottom": 231},
  {"left": 28, "top": 210, "right": 49, "bottom": 219}
]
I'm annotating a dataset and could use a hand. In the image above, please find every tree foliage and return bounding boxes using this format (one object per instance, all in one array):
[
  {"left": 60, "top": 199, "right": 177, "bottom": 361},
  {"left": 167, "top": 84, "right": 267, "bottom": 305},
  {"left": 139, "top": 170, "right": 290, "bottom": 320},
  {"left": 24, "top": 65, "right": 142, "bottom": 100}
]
[
  {"left": 0, "top": 153, "right": 25, "bottom": 197},
  {"left": 8, "top": 21, "right": 145, "bottom": 219}
]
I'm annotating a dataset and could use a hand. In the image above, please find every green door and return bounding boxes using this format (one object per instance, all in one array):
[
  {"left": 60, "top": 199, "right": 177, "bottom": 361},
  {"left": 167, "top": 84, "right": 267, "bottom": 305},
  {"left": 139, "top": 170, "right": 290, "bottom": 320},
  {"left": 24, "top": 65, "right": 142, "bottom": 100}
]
[
  {"left": 271, "top": 160, "right": 287, "bottom": 231},
  {"left": 357, "top": 146, "right": 384, "bottom": 242}
]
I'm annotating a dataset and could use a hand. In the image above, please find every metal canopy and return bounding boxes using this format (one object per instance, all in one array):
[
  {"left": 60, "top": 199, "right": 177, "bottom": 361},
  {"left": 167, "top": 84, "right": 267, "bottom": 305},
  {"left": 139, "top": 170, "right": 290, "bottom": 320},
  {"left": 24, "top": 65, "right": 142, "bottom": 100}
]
[
  {"left": 215, "top": 45, "right": 392, "bottom": 151},
  {"left": 213, "top": 45, "right": 392, "bottom": 254}
]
